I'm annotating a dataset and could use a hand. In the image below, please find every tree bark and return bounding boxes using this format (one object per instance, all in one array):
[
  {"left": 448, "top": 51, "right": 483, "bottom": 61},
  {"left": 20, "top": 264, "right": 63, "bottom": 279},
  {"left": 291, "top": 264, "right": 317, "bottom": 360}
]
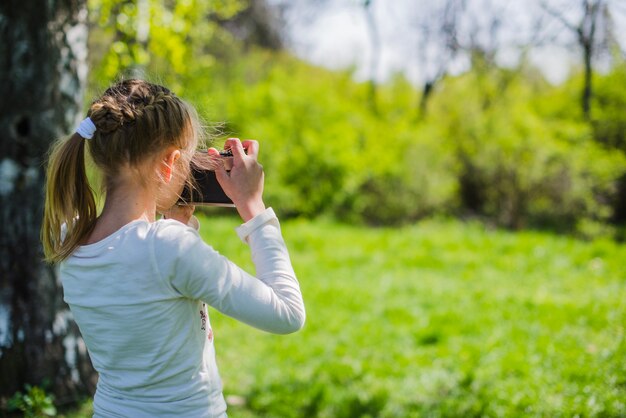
[{"left": 0, "top": 0, "right": 96, "bottom": 406}]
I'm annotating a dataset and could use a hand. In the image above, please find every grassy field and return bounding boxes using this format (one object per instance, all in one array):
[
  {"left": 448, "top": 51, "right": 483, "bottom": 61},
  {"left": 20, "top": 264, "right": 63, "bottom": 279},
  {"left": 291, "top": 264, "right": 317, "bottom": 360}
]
[{"left": 62, "top": 215, "right": 626, "bottom": 417}]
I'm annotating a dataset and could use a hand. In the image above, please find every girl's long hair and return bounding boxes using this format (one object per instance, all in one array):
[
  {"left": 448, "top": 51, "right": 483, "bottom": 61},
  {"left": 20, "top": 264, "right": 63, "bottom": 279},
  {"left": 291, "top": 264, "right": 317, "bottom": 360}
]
[
  {"left": 42, "top": 79, "right": 201, "bottom": 263},
  {"left": 42, "top": 133, "right": 97, "bottom": 262}
]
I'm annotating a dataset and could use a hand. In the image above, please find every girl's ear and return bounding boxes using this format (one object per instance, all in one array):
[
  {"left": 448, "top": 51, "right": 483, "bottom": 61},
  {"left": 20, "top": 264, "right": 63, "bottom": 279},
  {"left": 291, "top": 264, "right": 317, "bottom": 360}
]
[{"left": 161, "top": 148, "right": 181, "bottom": 183}]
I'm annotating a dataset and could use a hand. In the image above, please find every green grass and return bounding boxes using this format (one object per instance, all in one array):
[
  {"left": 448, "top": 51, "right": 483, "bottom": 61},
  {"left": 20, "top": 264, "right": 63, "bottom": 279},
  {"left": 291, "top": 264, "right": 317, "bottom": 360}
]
[{"left": 62, "top": 215, "right": 626, "bottom": 417}]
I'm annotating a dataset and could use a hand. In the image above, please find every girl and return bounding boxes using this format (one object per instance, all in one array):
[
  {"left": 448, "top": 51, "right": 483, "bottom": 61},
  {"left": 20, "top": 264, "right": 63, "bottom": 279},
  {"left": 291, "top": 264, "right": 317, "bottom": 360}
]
[{"left": 42, "top": 79, "right": 305, "bottom": 417}]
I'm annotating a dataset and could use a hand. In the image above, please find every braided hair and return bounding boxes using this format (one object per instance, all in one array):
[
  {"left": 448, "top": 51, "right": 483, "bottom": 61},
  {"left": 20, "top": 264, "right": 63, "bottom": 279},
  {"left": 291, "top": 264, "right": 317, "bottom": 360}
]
[{"left": 88, "top": 80, "right": 197, "bottom": 174}]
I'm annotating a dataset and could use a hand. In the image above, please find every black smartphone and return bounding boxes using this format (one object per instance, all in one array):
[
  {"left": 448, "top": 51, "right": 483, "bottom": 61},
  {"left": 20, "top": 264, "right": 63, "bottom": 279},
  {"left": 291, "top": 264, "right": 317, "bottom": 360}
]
[{"left": 178, "top": 150, "right": 235, "bottom": 207}]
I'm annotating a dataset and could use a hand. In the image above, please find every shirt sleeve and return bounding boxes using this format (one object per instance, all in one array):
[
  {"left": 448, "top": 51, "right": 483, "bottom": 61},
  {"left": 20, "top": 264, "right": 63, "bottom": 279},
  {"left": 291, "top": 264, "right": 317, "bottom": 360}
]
[{"left": 155, "top": 208, "right": 305, "bottom": 334}]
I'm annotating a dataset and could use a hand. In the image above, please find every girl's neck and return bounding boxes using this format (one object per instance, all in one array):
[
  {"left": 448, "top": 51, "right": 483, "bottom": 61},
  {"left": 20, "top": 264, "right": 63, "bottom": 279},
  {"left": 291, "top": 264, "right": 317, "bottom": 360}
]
[
  {"left": 104, "top": 186, "right": 156, "bottom": 221},
  {"left": 84, "top": 181, "right": 157, "bottom": 245}
]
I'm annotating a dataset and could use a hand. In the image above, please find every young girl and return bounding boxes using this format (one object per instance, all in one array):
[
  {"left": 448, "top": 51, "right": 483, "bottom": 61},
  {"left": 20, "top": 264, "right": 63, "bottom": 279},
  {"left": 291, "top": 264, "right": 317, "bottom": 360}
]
[{"left": 42, "top": 79, "right": 305, "bottom": 417}]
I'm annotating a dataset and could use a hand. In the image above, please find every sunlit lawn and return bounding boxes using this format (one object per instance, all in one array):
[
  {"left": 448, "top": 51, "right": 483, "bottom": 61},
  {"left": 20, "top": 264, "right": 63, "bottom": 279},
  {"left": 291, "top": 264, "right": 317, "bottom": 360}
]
[{"left": 61, "top": 214, "right": 626, "bottom": 417}]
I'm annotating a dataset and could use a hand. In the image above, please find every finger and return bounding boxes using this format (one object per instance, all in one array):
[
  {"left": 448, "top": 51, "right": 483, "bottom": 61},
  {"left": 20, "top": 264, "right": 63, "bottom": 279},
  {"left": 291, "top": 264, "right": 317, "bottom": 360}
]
[
  {"left": 206, "top": 147, "right": 223, "bottom": 170},
  {"left": 225, "top": 138, "right": 247, "bottom": 161},
  {"left": 241, "top": 140, "right": 259, "bottom": 159},
  {"left": 223, "top": 138, "right": 239, "bottom": 151},
  {"left": 213, "top": 162, "right": 230, "bottom": 184}
]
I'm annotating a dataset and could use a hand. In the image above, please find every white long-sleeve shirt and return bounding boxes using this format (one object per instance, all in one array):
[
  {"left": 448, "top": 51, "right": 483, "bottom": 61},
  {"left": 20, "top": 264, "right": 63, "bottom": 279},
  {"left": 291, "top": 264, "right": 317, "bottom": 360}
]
[{"left": 60, "top": 208, "right": 305, "bottom": 417}]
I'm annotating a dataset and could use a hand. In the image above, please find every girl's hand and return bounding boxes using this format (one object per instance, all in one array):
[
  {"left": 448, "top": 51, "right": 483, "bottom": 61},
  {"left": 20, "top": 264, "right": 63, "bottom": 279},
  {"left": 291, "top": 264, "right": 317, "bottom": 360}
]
[
  {"left": 209, "top": 138, "right": 266, "bottom": 222},
  {"left": 163, "top": 204, "right": 196, "bottom": 225}
]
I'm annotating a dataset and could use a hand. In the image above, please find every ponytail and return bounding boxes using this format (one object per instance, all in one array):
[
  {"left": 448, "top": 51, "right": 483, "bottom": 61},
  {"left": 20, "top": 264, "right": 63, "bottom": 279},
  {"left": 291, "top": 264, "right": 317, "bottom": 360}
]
[{"left": 42, "top": 133, "right": 97, "bottom": 263}]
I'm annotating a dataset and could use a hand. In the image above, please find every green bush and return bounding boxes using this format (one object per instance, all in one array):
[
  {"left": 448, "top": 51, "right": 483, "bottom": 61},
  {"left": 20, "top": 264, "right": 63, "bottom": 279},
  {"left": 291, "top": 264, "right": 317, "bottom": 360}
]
[
  {"left": 7, "top": 385, "right": 56, "bottom": 418},
  {"left": 425, "top": 66, "right": 626, "bottom": 233},
  {"left": 592, "top": 63, "right": 626, "bottom": 150}
]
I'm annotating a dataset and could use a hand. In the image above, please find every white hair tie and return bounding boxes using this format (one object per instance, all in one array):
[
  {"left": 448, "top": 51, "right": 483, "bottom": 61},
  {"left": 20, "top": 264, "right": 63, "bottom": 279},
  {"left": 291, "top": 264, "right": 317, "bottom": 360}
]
[{"left": 76, "top": 117, "right": 96, "bottom": 139}]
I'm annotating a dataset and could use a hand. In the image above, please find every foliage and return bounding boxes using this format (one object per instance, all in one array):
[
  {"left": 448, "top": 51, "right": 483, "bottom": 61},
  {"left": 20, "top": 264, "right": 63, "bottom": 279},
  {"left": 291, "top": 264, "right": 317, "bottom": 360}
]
[
  {"left": 591, "top": 64, "right": 626, "bottom": 226},
  {"left": 426, "top": 66, "right": 626, "bottom": 232},
  {"left": 56, "top": 400, "right": 93, "bottom": 418},
  {"left": 87, "top": 2, "right": 626, "bottom": 235},
  {"left": 7, "top": 385, "right": 56, "bottom": 418},
  {"left": 87, "top": 0, "right": 246, "bottom": 93},
  {"left": 592, "top": 64, "right": 626, "bottom": 151}
]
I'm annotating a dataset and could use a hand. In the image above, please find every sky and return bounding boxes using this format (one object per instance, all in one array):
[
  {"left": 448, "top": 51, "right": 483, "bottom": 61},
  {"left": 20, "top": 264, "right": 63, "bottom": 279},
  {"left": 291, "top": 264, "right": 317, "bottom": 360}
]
[{"left": 276, "top": 0, "right": 626, "bottom": 86}]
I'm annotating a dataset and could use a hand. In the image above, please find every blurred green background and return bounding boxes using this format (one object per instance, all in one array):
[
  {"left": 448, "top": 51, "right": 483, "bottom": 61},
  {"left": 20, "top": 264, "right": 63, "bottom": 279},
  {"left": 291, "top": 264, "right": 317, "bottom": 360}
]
[
  {"left": 56, "top": 0, "right": 626, "bottom": 416},
  {"left": 86, "top": 0, "right": 626, "bottom": 238}
]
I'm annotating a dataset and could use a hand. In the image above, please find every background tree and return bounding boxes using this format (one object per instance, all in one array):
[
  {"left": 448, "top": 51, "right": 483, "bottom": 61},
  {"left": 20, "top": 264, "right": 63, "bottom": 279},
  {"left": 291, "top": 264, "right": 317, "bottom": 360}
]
[
  {"left": 411, "top": 0, "right": 464, "bottom": 118},
  {"left": 362, "top": 0, "right": 380, "bottom": 113},
  {"left": 541, "top": 0, "right": 613, "bottom": 119},
  {"left": 0, "top": 0, "right": 97, "bottom": 406},
  {"left": 220, "top": 0, "right": 285, "bottom": 50}
]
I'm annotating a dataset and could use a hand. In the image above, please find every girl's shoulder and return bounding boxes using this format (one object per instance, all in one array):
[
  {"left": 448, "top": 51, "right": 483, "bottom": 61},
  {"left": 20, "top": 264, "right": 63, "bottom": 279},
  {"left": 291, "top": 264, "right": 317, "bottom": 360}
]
[{"left": 150, "top": 218, "right": 204, "bottom": 250}]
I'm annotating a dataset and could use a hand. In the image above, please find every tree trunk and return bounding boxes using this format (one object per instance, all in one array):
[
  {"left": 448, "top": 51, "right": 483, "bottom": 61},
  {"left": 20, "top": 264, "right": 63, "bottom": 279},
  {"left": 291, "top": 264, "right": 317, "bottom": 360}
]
[
  {"left": 363, "top": 0, "right": 379, "bottom": 114},
  {"left": 0, "top": 0, "right": 97, "bottom": 406},
  {"left": 582, "top": 38, "right": 593, "bottom": 120},
  {"left": 418, "top": 82, "right": 434, "bottom": 118}
]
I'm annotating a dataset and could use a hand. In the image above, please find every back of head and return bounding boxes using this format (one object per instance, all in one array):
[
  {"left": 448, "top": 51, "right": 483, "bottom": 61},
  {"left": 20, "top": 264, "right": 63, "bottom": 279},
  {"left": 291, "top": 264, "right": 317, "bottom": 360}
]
[
  {"left": 88, "top": 79, "right": 198, "bottom": 177},
  {"left": 42, "top": 79, "right": 200, "bottom": 263}
]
